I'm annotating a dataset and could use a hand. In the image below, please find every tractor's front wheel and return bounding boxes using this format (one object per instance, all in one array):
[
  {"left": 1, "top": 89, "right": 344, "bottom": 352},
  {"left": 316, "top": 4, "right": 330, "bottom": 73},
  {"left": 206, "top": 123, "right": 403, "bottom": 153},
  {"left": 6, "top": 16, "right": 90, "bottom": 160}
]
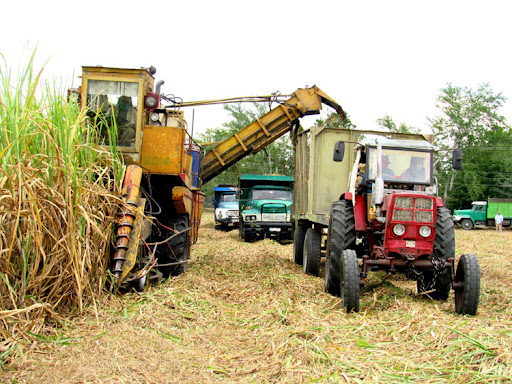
[
  {"left": 454, "top": 254, "right": 480, "bottom": 315},
  {"left": 417, "top": 268, "right": 451, "bottom": 300}
]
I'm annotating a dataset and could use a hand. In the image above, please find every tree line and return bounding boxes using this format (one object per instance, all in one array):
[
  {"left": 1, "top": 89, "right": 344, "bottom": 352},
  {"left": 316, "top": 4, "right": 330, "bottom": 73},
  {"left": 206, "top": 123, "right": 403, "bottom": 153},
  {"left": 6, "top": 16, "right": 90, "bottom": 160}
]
[{"left": 196, "top": 84, "right": 512, "bottom": 210}]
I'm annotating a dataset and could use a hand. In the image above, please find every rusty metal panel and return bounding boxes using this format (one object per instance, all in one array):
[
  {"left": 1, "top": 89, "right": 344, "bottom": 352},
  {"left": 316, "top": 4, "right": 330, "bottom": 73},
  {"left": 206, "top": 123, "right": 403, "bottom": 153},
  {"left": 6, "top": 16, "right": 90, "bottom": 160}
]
[
  {"left": 292, "top": 131, "right": 309, "bottom": 217},
  {"left": 309, "top": 127, "right": 354, "bottom": 215},
  {"left": 294, "top": 127, "right": 355, "bottom": 224},
  {"left": 140, "top": 125, "right": 185, "bottom": 174}
]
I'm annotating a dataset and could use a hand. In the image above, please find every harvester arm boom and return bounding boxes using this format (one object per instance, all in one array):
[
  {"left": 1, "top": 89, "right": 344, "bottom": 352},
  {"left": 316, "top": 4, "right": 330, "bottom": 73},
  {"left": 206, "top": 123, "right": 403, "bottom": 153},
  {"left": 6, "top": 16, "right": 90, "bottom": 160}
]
[{"left": 200, "top": 86, "right": 344, "bottom": 184}]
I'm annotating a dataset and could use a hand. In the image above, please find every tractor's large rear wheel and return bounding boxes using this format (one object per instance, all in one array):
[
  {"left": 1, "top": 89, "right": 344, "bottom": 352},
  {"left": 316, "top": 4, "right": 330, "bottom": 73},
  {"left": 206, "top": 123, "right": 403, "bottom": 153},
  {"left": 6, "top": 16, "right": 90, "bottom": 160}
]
[
  {"left": 419, "top": 207, "right": 455, "bottom": 300},
  {"left": 325, "top": 200, "right": 356, "bottom": 296},
  {"left": 454, "top": 254, "right": 480, "bottom": 315}
]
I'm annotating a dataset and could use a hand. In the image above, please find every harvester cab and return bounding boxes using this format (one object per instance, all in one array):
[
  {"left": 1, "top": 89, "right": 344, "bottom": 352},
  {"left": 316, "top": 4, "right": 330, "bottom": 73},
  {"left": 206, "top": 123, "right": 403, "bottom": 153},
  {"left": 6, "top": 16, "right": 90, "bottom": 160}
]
[{"left": 326, "top": 132, "right": 480, "bottom": 315}]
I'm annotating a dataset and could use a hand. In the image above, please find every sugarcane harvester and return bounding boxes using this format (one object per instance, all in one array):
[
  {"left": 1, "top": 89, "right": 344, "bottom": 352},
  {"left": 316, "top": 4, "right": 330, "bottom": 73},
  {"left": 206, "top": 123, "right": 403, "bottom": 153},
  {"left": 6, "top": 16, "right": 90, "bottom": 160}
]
[{"left": 80, "top": 65, "right": 343, "bottom": 291}]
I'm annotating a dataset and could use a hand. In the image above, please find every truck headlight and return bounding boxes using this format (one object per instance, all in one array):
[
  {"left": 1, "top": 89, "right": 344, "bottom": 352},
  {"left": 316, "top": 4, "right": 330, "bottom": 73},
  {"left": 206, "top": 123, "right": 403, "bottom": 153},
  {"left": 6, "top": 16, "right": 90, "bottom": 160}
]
[
  {"left": 419, "top": 225, "right": 432, "bottom": 238},
  {"left": 392, "top": 223, "right": 406, "bottom": 236},
  {"left": 215, "top": 209, "right": 227, "bottom": 219}
]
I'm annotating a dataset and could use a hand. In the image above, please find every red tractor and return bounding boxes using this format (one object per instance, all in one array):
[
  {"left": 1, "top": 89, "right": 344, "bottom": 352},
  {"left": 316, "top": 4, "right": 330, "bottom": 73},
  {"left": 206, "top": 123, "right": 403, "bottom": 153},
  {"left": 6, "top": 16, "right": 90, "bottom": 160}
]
[{"left": 293, "top": 128, "right": 480, "bottom": 315}]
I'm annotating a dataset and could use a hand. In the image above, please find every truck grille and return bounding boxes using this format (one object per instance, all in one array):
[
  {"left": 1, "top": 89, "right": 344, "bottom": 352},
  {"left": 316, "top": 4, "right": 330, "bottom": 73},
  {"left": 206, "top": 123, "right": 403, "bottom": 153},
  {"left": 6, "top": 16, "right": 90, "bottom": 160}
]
[
  {"left": 262, "top": 213, "right": 287, "bottom": 222},
  {"left": 393, "top": 196, "right": 434, "bottom": 223}
]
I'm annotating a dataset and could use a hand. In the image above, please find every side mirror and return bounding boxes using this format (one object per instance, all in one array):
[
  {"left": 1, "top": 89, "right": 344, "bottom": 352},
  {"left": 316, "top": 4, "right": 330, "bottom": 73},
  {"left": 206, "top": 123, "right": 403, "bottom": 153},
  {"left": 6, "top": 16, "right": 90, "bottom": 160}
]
[
  {"left": 452, "top": 149, "right": 463, "bottom": 170},
  {"left": 333, "top": 141, "right": 345, "bottom": 162}
]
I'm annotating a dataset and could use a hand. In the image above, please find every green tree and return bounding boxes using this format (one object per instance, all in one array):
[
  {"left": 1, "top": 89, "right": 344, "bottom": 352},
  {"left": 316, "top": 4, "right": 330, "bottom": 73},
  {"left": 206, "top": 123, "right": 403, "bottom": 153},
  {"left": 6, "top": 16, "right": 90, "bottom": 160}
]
[
  {"left": 429, "top": 83, "right": 512, "bottom": 209},
  {"left": 315, "top": 111, "right": 356, "bottom": 130},
  {"left": 376, "top": 115, "right": 419, "bottom": 134}
]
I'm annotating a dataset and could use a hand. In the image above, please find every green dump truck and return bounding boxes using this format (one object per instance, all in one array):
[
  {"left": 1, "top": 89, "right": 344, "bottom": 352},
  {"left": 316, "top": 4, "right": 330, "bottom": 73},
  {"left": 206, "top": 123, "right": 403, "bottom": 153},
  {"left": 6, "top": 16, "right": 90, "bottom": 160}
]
[
  {"left": 453, "top": 199, "right": 512, "bottom": 230},
  {"left": 237, "top": 174, "right": 294, "bottom": 242}
]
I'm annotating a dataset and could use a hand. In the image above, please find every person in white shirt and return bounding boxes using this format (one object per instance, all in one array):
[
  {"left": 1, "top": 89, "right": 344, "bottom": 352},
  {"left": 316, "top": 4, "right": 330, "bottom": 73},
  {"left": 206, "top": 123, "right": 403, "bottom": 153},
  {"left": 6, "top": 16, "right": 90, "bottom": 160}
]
[{"left": 495, "top": 211, "right": 504, "bottom": 232}]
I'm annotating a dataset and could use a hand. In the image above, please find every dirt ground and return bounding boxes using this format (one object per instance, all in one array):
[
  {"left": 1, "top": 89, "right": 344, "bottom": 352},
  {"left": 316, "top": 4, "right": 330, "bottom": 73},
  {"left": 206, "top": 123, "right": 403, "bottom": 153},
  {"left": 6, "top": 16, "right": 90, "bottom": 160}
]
[{"left": 2, "top": 211, "right": 511, "bottom": 383}]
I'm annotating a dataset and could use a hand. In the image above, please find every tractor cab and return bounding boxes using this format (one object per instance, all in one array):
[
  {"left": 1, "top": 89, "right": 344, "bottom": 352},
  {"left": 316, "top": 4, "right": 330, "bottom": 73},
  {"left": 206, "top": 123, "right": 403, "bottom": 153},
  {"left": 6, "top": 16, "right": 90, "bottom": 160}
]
[{"left": 361, "top": 137, "right": 435, "bottom": 190}]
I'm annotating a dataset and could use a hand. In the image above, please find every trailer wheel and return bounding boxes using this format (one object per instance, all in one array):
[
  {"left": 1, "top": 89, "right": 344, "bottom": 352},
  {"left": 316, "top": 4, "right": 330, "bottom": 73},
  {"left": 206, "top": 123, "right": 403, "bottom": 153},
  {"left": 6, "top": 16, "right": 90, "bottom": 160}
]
[
  {"left": 293, "top": 224, "right": 307, "bottom": 265},
  {"left": 454, "top": 254, "right": 480, "bottom": 315},
  {"left": 303, "top": 228, "right": 321, "bottom": 276},
  {"left": 325, "top": 200, "right": 356, "bottom": 296},
  {"left": 340, "top": 249, "right": 360, "bottom": 313},
  {"left": 461, "top": 219, "right": 474, "bottom": 230}
]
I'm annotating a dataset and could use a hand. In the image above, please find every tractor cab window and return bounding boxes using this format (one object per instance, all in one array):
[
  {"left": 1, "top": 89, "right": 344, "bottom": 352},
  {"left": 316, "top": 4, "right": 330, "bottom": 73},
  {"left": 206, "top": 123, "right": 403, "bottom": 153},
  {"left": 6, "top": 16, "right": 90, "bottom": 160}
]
[
  {"left": 367, "top": 147, "right": 432, "bottom": 185},
  {"left": 86, "top": 80, "right": 139, "bottom": 148}
]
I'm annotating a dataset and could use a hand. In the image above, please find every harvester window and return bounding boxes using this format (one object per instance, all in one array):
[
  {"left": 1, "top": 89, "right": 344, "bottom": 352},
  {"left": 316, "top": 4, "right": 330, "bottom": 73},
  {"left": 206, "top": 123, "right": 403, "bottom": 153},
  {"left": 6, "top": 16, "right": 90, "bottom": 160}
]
[{"left": 86, "top": 80, "right": 139, "bottom": 148}]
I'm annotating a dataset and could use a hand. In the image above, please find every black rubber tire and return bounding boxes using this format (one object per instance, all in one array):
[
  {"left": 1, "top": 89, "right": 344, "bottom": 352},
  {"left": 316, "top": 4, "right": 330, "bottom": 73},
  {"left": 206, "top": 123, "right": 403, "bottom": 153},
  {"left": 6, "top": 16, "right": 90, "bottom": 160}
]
[
  {"left": 461, "top": 219, "right": 474, "bottom": 230},
  {"left": 214, "top": 223, "right": 223, "bottom": 231},
  {"left": 417, "top": 268, "right": 451, "bottom": 300},
  {"left": 293, "top": 224, "right": 307, "bottom": 265},
  {"left": 454, "top": 254, "right": 480, "bottom": 315},
  {"left": 325, "top": 200, "right": 356, "bottom": 296},
  {"left": 340, "top": 249, "right": 360, "bottom": 313},
  {"left": 303, "top": 228, "right": 322, "bottom": 276},
  {"left": 158, "top": 214, "right": 190, "bottom": 277},
  {"left": 419, "top": 207, "right": 455, "bottom": 299}
]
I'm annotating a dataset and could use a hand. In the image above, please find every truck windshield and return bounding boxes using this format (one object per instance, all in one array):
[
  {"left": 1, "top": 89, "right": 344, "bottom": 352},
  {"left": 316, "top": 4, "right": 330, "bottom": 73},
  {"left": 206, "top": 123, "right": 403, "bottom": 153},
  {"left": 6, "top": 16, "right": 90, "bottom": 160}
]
[
  {"left": 221, "top": 193, "right": 236, "bottom": 203},
  {"left": 86, "top": 79, "right": 139, "bottom": 148},
  {"left": 367, "top": 147, "right": 432, "bottom": 184},
  {"left": 252, "top": 189, "right": 292, "bottom": 201}
]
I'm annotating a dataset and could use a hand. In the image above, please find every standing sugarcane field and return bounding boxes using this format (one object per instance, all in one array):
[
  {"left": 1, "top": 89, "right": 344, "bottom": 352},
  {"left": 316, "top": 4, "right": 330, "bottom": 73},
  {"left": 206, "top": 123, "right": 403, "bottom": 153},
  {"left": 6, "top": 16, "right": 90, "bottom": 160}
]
[{"left": 0, "top": 55, "right": 511, "bottom": 384}]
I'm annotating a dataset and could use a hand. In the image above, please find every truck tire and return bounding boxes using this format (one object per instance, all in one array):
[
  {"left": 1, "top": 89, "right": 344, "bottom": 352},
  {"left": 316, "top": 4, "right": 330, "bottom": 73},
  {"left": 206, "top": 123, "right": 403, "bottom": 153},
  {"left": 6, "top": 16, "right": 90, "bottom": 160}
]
[
  {"left": 325, "top": 200, "right": 356, "bottom": 296},
  {"left": 157, "top": 214, "right": 191, "bottom": 277},
  {"left": 293, "top": 224, "right": 307, "bottom": 265},
  {"left": 461, "top": 219, "right": 474, "bottom": 230},
  {"left": 454, "top": 254, "right": 480, "bottom": 315},
  {"left": 340, "top": 249, "right": 360, "bottom": 313},
  {"left": 303, "top": 228, "right": 321, "bottom": 276},
  {"left": 420, "top": 207, "right": 455, "bottom": 299}
]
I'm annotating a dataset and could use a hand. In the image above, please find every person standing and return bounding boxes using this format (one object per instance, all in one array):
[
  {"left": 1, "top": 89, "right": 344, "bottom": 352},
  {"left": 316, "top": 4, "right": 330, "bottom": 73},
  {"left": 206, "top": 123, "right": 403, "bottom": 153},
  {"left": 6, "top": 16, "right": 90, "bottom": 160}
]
[{"left": 495, "top": 211, "right": 504, "bottom": 232}]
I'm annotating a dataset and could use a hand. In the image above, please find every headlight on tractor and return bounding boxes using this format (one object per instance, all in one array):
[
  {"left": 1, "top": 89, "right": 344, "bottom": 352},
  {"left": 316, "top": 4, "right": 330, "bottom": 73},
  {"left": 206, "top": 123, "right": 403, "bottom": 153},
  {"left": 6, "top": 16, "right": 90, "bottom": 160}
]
[
  {"left": 419, "top": 225, "right": 432, "bottom": 238},
  {"left": 392, "top": 223, "right": 406, "bottom": 236}
]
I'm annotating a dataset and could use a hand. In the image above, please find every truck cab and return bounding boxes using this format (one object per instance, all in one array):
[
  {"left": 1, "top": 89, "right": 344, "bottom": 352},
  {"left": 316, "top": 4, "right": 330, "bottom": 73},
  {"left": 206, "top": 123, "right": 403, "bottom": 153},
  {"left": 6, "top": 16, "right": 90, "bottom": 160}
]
[
  {"left": 453, "top": 201, "right": 487, "bottom": 230},
  {"left": 214, "top": 185, "right": 239, "bottom": 230},
  {"left": 238, "top": 175, "right": 293, "bottom": 242}
]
